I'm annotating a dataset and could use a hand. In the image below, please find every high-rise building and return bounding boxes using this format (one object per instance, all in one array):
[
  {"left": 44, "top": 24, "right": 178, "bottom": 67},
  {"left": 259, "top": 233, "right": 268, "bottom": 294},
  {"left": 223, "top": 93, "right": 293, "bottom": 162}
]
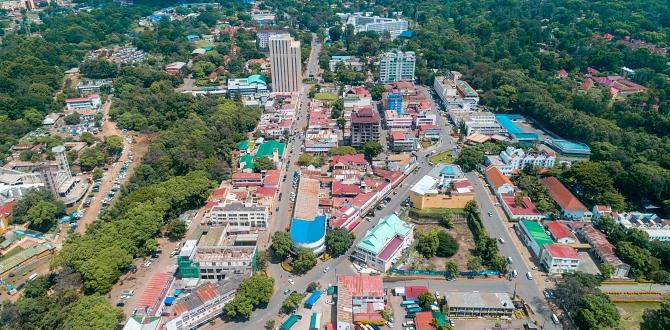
[
  {"left": 379, "top": 51, "right": 415, "bottom": 84},
  {"left": 269, "top": 34, "right": 302, "bottom": 93},
  {"left": 351, "top": 106, "right": 380, "bottom": 147}
]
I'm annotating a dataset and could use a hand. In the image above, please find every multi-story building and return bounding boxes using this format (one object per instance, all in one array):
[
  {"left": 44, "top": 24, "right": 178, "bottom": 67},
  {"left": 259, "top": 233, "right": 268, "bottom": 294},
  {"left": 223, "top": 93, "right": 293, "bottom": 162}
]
[
  {"left": 231, "top": 172, "right": 263, "bottom": 187},
  {"left": 208, "top": 201, "right": 269, "bottom": 229},
  {"left": 540, "top": 244, "right": 580, "bottom": 275},
  {"left": 574, "top": 223, "right": 630, "bottom": 278},
  {"left": 464, "top": 112, "right": 504, "bottom": 136},
  {"left": 256, "top": 29, "right": 284, "bottom": 50},
  {"left": 387, "top": 91, "right": 403, "bottom": 113},
  {"left": 346, "top": 14, "right": 408, "bottom": 38},
  {"left": 269, "top": 34, "right": 302, "bottom": 92},
  {"left": 65, "top": 95, "right": 102, "bottom": 111},
  {"left": 384, "top": 111, "right": 413, "bottom": 129},
  {"left": 434, "top": 72, "right": 480, "bottom": 110},
  {"left": 226, "top": 75, "right": 269, "bottom": 99},
  {"left": 541, "top": 177, "right": 592, "bottom": 221},
  {"left": 498, "top": 146, "right": 556, "bottom": 172},
  {"left": 389, "top": 131, "right": 418, "bottom": 152},
  {"left": 379, "top": 51, "right": 415, "bottom": 84},
  {"left": 336, "top": 274, "right": 386, "bottom": 330},
  {"left": 351, "top": 106, "right": 380, "bottom": 147},
  {"left": 352, "top": 214, "right": 414, "bottom": 272},
  {"left": 329, "top": 55, "right": 364, "bottom": 72},
  {"left": 165, "top": 279, "right": 241, "bottom": 330},
  {"left": 76, "top": 79, "right": 111, "bottom": 95}
]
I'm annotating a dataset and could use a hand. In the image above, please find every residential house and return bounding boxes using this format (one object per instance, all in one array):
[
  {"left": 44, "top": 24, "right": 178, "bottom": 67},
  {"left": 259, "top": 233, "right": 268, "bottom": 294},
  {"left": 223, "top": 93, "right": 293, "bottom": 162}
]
[{"left": 541, "top": 177, "right": 592, "bottom": 220}]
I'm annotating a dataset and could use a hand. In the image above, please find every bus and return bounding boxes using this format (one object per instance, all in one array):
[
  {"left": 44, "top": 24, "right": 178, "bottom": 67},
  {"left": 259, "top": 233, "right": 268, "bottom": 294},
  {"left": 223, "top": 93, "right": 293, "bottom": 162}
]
[
  {"left": 407, "top": 307, "right": 422, "bottom": 313},
  {"left": 400, "top": 299, "right": 417, "bottom": 307},
  {"left": 28, "top": 273, "right": 38, "bottom": 281},
  {"left": 404, "top": 304, "right": 420, "bottom": 310}
]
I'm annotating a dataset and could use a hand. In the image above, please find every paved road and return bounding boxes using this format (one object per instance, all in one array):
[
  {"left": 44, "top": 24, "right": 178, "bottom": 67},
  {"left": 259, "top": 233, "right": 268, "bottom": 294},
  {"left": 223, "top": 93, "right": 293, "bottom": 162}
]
[{"left": 465, "top": 172, "right": 560, "bottom": 330}]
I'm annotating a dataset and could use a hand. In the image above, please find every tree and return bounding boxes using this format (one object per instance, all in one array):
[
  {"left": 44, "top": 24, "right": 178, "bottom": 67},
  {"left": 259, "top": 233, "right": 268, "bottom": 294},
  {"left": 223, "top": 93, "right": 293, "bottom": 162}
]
[
  {"left": 617, "top": 241, "right": 661, "bottom": 279},
  {"left": 103, "top": 135, "right": 124, "bottom": 156},
  {"left": 446, "top": 261, "right": 459, "bottom": 277},
  {"left": 80, "top": 132, "right": 96, "bottom": 145},
  {"left": 436, "top": 231, "right": 459, "bottom": 258},
  {"left": 439, "top": 212, "right": 454, "bottom": 228},
  {"left": 63, "top": 294, "right": 124, "bottom": 330},
  {"left": 467, "top": 256, "right": 482, "bottom": 272},
  {"left": 265, "top": 320, "right": 276, "bottom": 330},
  {"left": 256, "top": 250, "right": 269, "bottom": 272},
  {"left": 25, "top": 201, "right": 58, "bottom": 231},
  {"left": 79, "top": 147, "right": 106, "bottom": 171},
  {"left": 361, "top": 141, "right": 383, "bottom": 159},
  {"left": 599, "top": 263, "right": 615, "bottom": 279},
  {"left": 165, "top": 219, "right": 186, "bottom": 240},
  {"left": 253, "top": 156, "right": 275, "bottom": 171},
  {"left": 417, "top": 291, "right": 435, "bottom": 311},
  {"left": 224, "top": 274, "right": 274, "bottom": 319},
  {"left": 281, "top": 292, "right": 304, "bottom": 314},
  {"left": 271, "top": 231, "right": 292, "bottom": 260},
  {"left": 576, "top": 294, "right": 621, "bottom": 330},
  {"left": 416, "top": 229, "right": 440, "bottom": 258},
  {"left": 325, "top": 228, "right": 354, "bottom": 257},
  {"left": 64, "top": 112, "right": 81, "bottom": 125},
  {"left": 298, "top": 153, "right": 315, "bottom": 166},
  {"left": 92, "top": 168, "right": 103, "bottom": 180},
  {"left": 292, "top": 247, "right": 317, "bottom": 274},
  {"left": 641, "top": 297, "right": 670, "bottom": 330},
  {"left": 306, "top": 282, "right": 318, "bottom": 293},
  {"left": 80, "top": 58, "right": 119, "bottom": 79}
]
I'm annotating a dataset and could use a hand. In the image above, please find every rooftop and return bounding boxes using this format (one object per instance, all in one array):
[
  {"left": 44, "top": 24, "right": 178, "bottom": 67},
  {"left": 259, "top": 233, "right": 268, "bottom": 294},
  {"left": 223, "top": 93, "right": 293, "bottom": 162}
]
[
  {"left": 444, "top": 291, "right": 514, "bottom": 309},
  {"left": 256, "top": 140, "right": 285, "bottom": 158},
  {"left": 545, "top": 221, "right": 577, "bottom": 240},
  {"left": 293, "top": 178, "right": 320, "bottom": 220},
  {"left": 544, "top": 243, "right": 579, "bottom": 259},
  {"left": 338, "top": 274, "right": 384, "bottom": 297},
  {"left": 520, "top": 220, "right": 554, "bottom": 247},
  {"left": 541, "top": 177, "right": 588, "bottom": 213},
  {"left": 357, "top": 214, "right": 413, "bottom": 254},
  {"left": 485, "top": 166, "right": 514, "bottom": 189},
  {"left": 502, "top": 195, "right": 541, "bottom": 216}
]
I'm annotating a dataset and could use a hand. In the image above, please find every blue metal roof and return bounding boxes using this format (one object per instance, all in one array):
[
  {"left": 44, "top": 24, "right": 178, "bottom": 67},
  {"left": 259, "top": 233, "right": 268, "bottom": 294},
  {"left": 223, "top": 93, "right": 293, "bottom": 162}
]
[
  {"left": 290, "top": 215, "right": 326, "bottom": 244},
  {"left": 495, "top": 114, "right": 538, "bottom": 141},
  {"left": 248, "top": 74, "right": 267, "bottom": 86}
]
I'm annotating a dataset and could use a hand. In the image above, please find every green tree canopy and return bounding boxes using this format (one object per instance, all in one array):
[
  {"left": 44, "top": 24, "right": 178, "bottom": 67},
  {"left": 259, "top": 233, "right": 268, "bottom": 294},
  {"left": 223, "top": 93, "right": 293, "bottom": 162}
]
[
  {"left": 292, "top": 247, "right": 317, "bottom": 274},
  {"left": 325, "top": 228, "right": 354, "bottom": 257},
  {"left": 271, "top": 231, "right": 293, "bottom": 260}
]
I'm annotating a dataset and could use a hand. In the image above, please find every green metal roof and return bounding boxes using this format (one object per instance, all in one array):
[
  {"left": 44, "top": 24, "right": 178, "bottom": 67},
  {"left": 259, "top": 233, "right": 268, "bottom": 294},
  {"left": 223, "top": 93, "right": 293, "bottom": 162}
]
[
  {"left": 236, "top": 140, "right": 249, "bottom": 151},
  {"left": 0, "top": 243, "right": 54, "bottom": 276},
  {"left": 256, "top": 140, "right": 285, "bottom": 158},
  {"left": 247, "top": 74, "right": 267, "bottom": 85},
  {"left": 240, "top": 154, "right": 254, "bottom": 170},
  {"left": 432, "top": 311, "right": 447, "bottom": 326},
  {"left": 357, "top": 214, "right": 412, "bottom": 254},
  {"left": 520, "top": 220, "right": 553, "bottom": 247}
]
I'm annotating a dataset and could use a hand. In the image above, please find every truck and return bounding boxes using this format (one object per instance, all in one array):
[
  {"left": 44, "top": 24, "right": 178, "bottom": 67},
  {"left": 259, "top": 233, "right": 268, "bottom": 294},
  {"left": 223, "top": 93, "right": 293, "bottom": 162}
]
[
  {"left": 280, "top": 314, "right": 302, "bottom": 330},
  {"left": 304, "top": 290, "right": 322, "bottom": 308}
]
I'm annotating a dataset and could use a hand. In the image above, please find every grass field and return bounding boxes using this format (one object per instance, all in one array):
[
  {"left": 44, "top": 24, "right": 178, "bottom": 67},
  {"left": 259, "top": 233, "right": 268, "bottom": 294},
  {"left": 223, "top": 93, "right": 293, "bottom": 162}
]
[
  {"left": 314, "top": 92, "right": 338, "bottom": 101},
  {"left": 429, "top": 151, "right": 453, "bottom": 164},
  {"left": 616, "top": 302, "right": 659, "bottom": 329}
]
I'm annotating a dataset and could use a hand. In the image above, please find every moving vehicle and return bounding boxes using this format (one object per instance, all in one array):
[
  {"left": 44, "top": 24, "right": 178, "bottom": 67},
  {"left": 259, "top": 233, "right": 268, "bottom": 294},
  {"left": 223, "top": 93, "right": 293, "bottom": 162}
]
[
  {"left": 512, "top": 269, "right": 518, "bottom": 277},
  {"left": 498, "top": 237, "right": 505, "bottom": 243},
  {"left": 526, "top": 272, "right": 533, "bottom": 280},
  {"left": 507, "top": 257, "right": 513, "bottom": 264},
  {"left": 323, "top": 266, "right": 330, "bottom": 273},
  {"left": 552, "top": 314, "right": 560, "bottom": 324}
]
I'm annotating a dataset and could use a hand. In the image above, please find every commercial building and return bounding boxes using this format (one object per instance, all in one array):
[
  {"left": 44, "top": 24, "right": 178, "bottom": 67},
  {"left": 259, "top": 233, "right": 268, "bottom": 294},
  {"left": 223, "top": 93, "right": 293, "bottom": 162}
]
[
  {"left": 541, "top": 177, "right": 592, "bottom": 220},
  {"left": 443, "top": 292, "right": 514, "bottom": 317},
  {"left": 256, "top": 29, "right": 284, "bottom": 50},
  {"left": 77, "top": 79, "right": 111, "bottom": 95},
  {"left": 574, "top": 224, "right": 630, "bottom": 278},
  {"left": 389, "top": 131, "right": 418, "bottom": 152},
  {"left": 494, "top": 114, "right": 539, "bottom": 142},
  {"left": 494, "top": 146, "right": 556, "bottom": 174},
  {"left": 336, "top": 274, "right": 385, "bottom": 330},
  {"left": 379, "top": 51, "right": 415, "bottom": 84},
  {"left": 540, "top": 243, "right": 580, "bottom": 275},
  {"left": 384, "top": 111, "right": 413, "bottom": 129},
  {"left": 545, "top": 221, "right": 578, "bottom": 244},
  {"left": 176, "top": 226, "right": 257, "bottom": 280},
  {"left": 269, "top": 34, "right": 302, "bottom": 92},
  {"left": 134, "top": 272, "right": 174, "bottom": 316},
  {"left": 65, "top": 94, "right": 102, "bottom": 111},
  {"left": 434, "top": 72, "right": 479, "bottom": 110},
  {"left": 165, "top": 278, "right": 241, "bottom": 330},
  {"left": 409, "top": 165, "right": 473, "bottom": 209},
  {"left": 346, "top": 14, "right": 408, "bottom": 38},
  {"left": 329, "top": 55, "right": 364, "bottom": 72},
  {"left": 352, "top": 214, "right": 414, "bottom": 272},
  {"left": 231, "top": 172, "right": 263, "bottom": 187},
  {"left": 227, "top": 75, "right": 269, "bottom": 99},
  {"left": 464, "top": 112, "right": 504, "bottom": 136},
  {"left": 517, "top": 220, "right": 554, "bottom": 258},
  {"left": 544, "top": 138, "right": 592, "bottom": 156},
  {"left": 290, "top": 178, "right": 326, "bottom": 254},
  {"left": 208, "top": 201, "right": 269, "bottom": 229},
  {"left": 350, "top": 106, "right": 380, "bottom": 147}
]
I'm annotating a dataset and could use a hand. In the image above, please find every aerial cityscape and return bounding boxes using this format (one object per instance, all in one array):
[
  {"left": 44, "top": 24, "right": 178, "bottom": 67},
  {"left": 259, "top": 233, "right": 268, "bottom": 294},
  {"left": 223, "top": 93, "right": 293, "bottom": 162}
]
[{"left": 0, "top": 1, "right": 670, "bottom": 330}]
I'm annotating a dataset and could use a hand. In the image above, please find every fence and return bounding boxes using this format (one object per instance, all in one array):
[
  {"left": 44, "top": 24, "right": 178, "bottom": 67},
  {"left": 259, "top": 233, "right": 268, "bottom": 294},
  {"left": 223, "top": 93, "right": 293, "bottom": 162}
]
[{"left": 389, "top": 268, "right": 500, "bottom": 278}]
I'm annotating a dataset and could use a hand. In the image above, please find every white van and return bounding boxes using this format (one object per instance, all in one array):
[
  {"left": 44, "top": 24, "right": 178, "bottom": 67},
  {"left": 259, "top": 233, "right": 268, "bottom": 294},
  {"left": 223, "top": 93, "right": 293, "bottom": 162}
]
[{"left": 552, "top": 314, "right": 560, "bottom": 324}]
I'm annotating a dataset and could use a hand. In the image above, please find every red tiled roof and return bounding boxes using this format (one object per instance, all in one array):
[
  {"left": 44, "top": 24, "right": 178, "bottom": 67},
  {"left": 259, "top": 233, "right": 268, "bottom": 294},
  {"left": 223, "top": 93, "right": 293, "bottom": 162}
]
[
  {"left": 414, "top": 311, "right": 436, "bottom": 330},
  {"left": 353, "top": 312, "right": 385, "bottom": 323},
  {"left": 377, "top": 236, "right": 403, "bottom": 261},
  {"left": 210, "top": 187, "right": 229, "bottom": 200},
  {"left": 352, "top": 86, "right": 369, "bottom": 95},
  {"left": 195, "top": 282, "right": 219, "bottom": 302},
  {"left": 256, "top": 186, "right": 276, "bottom": 197},
  {"left": 0, "top": 200, "right": 15, "bottom": 216},
  {"left": 135, "top": 272, "right": 172, "bottom": 311},
  {"left": 345, "top": 218, "right": 361, "bottom": 232},
  {"left": 351, "top": 106, "right": 380, "bottom": 124},
  {"left": 332, "top": 181, "right": 362, "bottom": 196},
  {"left": 546, "top": 221, "right": 575, "bottom": 240},
  {"left": 485, "top": 166, "right": 513, "bottom": 189},
  {"left": 405, "top": 286, "right": 428, "bottom": 299},
  {"left": 541, "top": 177, "right": 587, "bottom": 213},
  {"left": 502, "top": 195, "right": 541, "bottom": 216},
  {"left": 544, "top": 244, "right": 579, "bottom": 259},
  {"left": 418, "top": 124, "right": 439, "bottom": 132},
  {"left": 331, "top": 154, "right": 367, "bottom": 166},
  {"left": 231, "top": 172, "right": 262, "bottom": 180},
  {"left": 338, "top": 274, "right": 384, "bottom": 297},
  {"left": 263, "top": 169, "right": 280, "bottom": 186},
  {"left": 390, "top": 131, "right": 405, "bottom": 140},
  {"left": 350, "top": 191, "right": 377, "bottom": 208}
]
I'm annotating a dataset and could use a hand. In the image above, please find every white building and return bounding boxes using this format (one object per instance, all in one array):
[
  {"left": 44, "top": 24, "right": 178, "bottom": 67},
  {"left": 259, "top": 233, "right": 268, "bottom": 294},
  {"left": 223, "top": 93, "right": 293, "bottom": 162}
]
[
  {"left": 329, "top": 55, "right": 364, "bottom": 72},
  {"left": 269, "top": 34, "right": 302, "bottom": 93},
  {"left": 379, "top": 51, "right": 415, "bottom": 84},
  {"left": 76, "top": 79, "right": 111, "bottom": 95},
  {"left": 256, "top": 29, "right": 284, "bottom": 50},
  {"left": 540, "top": 244, "right": 581, "bottom": 275},
  {"left": 165, "top": 279, "right": 241, "bottom": 330},
  {"left": 208, "top": 202, "right": 269, "bottom": 229},
  {"left": 434, "top": 72, "right": 480, "bottom": 110},
  {"left": 499, "top": 146, "right": 556, "bottom": 172},
  {"left": 464, "top": 112, "right": 504, "bottom": 136},
  {"left": 351, "top": 214, "right": 414, "bottom": 272},
  {"left": 64, "top": 95, "right": 102, "bottom": 111},
  {"left": 346, "top": 14, "right": 408, "bottom": 38}
]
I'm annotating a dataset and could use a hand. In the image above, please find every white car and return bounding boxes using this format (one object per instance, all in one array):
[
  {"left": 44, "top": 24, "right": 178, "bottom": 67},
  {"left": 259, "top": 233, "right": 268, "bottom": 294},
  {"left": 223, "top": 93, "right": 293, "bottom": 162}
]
[
  {"left": 498, "top": 237, "right": 505, "bottom": 244},
  {"left": 288, "top": 278, "right": 294, "bottom": 285},
  {"left": 323, "top": 266, "right": 330, "bottom": 273}
]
